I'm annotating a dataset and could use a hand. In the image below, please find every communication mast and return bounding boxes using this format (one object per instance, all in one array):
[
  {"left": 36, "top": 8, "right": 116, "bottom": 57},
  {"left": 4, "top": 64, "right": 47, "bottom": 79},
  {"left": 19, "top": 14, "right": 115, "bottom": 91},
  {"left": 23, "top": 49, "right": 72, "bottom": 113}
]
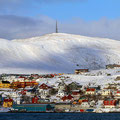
[{"left": 56, "top": 20, "right": 58, "bottom": 33}]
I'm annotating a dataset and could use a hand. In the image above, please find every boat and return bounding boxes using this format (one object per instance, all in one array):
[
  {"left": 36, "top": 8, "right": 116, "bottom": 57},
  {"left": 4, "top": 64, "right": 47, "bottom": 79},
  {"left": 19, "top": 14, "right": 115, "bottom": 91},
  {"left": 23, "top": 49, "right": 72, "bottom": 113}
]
[{"left": 0, "top": 107, "right": 11, "bottom": 112}]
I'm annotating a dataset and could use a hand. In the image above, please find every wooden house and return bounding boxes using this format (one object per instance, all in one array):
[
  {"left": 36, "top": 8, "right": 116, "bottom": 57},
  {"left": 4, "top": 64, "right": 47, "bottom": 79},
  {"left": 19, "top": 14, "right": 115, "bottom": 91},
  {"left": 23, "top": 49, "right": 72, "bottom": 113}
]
[
  {"left": 75, "top": 69, "right": 89, "bottom": 74},
  {"left": 38, "top": 84, "right": 51, "bottom": 99},
  {"left": 32, "top": 96, "right": 39, "bottom": 104},
  {"left": 115, "top": 91, "right": 120, "bottom": 99},
  {"left": 72, "top": 90, "right": 80, "bottom": 100},
  {"left": 3, "top": 99, "right": 13, "bottom": 108},
  {"left": 103, "top": 100, "right": 117, "bottom": 108},
  {"left": 80, "top": 100, "right": 90, "bottom": 108},
  {"left": 106, "top": 64, "right": 120, "bottom": 69},
  {"left": 61, "top": 94, "right": 74, "bottom": 102},
  {"left": 11, "top": 81, "right": 38, "bottom": 89},
  {"left": 85, "top": 88, "right": 96, "bottom": 95},
  {"left": 0, "top": 81, "right": 11, "bottom": 88}
]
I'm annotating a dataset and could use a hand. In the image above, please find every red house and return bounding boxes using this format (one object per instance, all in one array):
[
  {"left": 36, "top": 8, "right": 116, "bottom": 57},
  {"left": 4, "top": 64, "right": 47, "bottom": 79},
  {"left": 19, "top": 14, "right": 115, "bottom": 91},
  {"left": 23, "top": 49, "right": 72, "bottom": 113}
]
[
  {"left": 103, "top": 100, "right": 117, "bottom": 108},
  {"left": 72, "top": 91, "right": 80, "bottom": 100},
  {"left": 32, "top": 96, "right": 39, "bottom": 104},
  {"left": 82, "top": 100, "right": 88, "bottom": 102},
  {"left": 61, "top": 94, "right": 74, "bottom": 102},
  {"left": 67, "top": 94, "right": 74, "bottom": 100},
  {"left": 20, "top": 90, "right": 27, "bottom": 95},
  {"left": 115, "top": 91, "right": 120, "bottom": 97},
  {"left": 61, "top": 96, "right": 67, "bottom": 101},
  {"left": 39, "top": 83, "right": 51, "bottom": 90},
  {"left": 72, "top": 91, "right": 80, "bottom": 95},
  {"left": 86, "top": 88, "right": 96, "bottom": 95}
]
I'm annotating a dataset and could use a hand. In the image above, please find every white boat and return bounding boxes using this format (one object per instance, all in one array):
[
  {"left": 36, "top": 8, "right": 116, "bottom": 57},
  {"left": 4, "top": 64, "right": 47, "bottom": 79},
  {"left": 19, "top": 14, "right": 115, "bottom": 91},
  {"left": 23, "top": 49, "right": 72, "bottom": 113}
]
[
  {"left": 95, "top": 109, "right": 103, "bottom": 113},
  {"left": 0, "top": 107, "right": 10, "bottom": 112}
]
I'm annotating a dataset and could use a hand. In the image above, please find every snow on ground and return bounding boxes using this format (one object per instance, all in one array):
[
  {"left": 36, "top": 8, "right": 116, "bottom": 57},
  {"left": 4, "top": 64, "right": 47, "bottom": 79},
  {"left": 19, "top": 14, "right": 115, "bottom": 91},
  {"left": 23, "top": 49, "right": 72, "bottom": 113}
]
[
  {"left": 0, "top": 33, "right": 120, "bottom": 74},
  {"left": 36, "top": 68, "right": 120, "bottom": 88}
]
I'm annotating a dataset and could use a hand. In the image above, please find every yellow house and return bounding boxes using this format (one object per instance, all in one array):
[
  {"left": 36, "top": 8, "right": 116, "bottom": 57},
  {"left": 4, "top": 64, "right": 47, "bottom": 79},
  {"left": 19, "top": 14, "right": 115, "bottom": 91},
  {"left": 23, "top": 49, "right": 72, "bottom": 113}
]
[
  {"left": 0, "top": 81, "right": 11, "bottom": 88},
  {"left": 3, "top": 99, "right": 13, "bottom": 108},
  {"left": 101, "top": 89, "right": 111, "bottom": 96}
]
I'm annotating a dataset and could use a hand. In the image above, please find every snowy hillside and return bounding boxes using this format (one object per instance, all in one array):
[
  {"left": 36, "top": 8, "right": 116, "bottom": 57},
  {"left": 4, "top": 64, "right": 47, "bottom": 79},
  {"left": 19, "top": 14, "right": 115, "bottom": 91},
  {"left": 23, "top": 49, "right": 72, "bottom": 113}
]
[{"left": 0, "top": 33, "right": 120, "bottom": 74}]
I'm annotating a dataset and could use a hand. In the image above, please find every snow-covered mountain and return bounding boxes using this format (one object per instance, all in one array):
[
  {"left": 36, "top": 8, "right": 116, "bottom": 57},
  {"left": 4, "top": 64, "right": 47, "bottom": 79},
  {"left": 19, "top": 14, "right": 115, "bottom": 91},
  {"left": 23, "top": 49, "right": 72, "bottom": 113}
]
[{"left": 0, "top": 33, "right": 120, "bottom": 74}]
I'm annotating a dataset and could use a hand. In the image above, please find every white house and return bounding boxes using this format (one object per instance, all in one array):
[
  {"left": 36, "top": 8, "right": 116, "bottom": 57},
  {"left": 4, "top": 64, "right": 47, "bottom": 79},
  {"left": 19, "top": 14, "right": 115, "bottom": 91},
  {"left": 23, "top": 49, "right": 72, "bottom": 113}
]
[
  {"left": 80, "top": 101, "right": 90, "bottom": 108},
  {"left": 56, "top": 90, "right": 65, "bottom": 98},
  {"left": 38, "top": 83, "right": 51, "bottom": 99},
  {"left": 58, "top": 81, "right": 66, "bottom": 91},
  {"left": 115, "top": 90, "right": 120, "bottom": 99}
]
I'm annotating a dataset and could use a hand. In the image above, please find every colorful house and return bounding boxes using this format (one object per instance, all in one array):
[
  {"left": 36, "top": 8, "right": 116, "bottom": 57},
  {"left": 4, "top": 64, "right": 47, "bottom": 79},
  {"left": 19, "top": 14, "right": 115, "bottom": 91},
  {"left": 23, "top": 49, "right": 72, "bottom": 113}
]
[
  {"left": 85, "top": 88, "right": 96, "bottom": 95},
  {"left": 80, "top": 100, "right": 90, "bottom": 108},
  {"left": 39, "top": 83, "right": 51, "bottom": 90},
  {"left": 32, "top": 96, "right": 39, "bottom": 104},
  {"left": 103, "top": 100, "right": 117, "bottom": 108},
  {"left": 115, "top": 90, "right": 120, "bottom": 99},
  {"left": 0, "top": 81, "right": 11, "bottom": 88},
  {"left": 38, "top": 84, "right": 51, "bottom": 99},
  {"left": 20, "top": 90, "right": 27, "bottom": 95},
  {"left": 78, "top": 97, "right": 87, "bottom": 104},
  {"left": 72, "top": 90, "right": 80, "bottom": 100},
  {"left": 3, "top": 99, "right": 13, "bottom": 108},
  {"left": 61, "top": 94, "right": 74, "bottom": 102},
  {"left": 11, "top": 81, "right": 38, "bottom": 89}
]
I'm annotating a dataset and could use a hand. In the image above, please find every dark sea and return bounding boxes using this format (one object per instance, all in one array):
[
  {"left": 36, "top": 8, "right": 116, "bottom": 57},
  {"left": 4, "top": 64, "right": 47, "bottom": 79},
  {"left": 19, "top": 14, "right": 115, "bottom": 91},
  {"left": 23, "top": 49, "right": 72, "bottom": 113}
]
[{"left": 0, "top": 113, "right": 119, "bottom": 120}]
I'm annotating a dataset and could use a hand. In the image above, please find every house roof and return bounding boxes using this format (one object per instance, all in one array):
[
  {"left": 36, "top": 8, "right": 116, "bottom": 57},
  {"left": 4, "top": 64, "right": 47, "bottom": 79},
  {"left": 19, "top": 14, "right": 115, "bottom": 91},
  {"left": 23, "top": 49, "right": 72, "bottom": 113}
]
[
  {"left": 20, "top": 90, "right": 27, "bottom": 95},
  {"left": 4, "top": 99, "right": 13, "bottom": 102},
  {"left": 39, "top": 83, "right": 51, "bottom": 90},
  {"left": 75, "top": 69, "right": 89, "bottom": 71},
  {"left": 72, "top": 91, "right": 80, "bottom": 95},
  {"left": 12, "top": 81, "right": 37, "bottom": 84},
  {"left": 103, "top": 100, "right": 116, "bottom": 105},
  {"left": 82, "top": 100, "right": 88, "bottom": 102},
  {"left": 67, "top": 94, "right": 74, "bottom": 100},
  {"left": 2, "top": 81, "right": 10, "bottom": 84},
  {"left": 117, "top": 91, "right": 120, "bottom": 93},
  {"left": 86, "top": 88, "right": 95, "bottom": 92},
  {"left": 61, "top": 95, "right": 74, "bottom": 101},
  {"left": 61, "top": 96, "right": 67, "bottom": 101}
]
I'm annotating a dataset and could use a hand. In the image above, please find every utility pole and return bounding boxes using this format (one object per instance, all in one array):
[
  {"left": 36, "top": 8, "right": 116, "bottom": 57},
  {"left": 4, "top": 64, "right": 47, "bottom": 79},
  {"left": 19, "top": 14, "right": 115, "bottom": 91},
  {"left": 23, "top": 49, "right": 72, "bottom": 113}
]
[{"left": 56, "top": 20, "right": 58, "bottom": 33}]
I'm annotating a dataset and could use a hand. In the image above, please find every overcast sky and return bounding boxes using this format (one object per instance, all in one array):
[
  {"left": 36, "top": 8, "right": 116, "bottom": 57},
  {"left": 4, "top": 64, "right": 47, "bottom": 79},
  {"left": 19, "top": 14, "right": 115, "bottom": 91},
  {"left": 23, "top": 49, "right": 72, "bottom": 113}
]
[{"left": 0, "top": 0, "right": 120, "bottom": 40}]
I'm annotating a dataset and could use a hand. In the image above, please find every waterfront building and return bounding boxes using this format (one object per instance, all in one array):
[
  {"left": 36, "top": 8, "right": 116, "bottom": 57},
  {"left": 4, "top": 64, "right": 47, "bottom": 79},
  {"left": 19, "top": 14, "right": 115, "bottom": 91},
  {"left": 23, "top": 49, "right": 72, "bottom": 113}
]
[
  {"left": 0, "top": 81, "right": 11, "bottom": 88},
  {"left": 12, "top": 104, "right": 55, "bottom": 112}
]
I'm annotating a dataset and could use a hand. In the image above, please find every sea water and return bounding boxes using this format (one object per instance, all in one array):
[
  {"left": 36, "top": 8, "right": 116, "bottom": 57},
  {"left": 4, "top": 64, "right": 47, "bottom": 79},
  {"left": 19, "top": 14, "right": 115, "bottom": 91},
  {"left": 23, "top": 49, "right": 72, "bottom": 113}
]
[{"left": 0, "top": 113, "right": 119, "bottom": 120}]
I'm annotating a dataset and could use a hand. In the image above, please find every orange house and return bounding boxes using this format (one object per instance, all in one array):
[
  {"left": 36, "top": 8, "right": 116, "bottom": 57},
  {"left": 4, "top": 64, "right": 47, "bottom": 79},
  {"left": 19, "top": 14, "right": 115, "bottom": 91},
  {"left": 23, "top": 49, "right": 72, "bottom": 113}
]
[
  {"left": 0, "top": 81, "right": 11, "bottom": 88},
  {"left": 11, "top": 81, "right": 38, "bottom": 89}
]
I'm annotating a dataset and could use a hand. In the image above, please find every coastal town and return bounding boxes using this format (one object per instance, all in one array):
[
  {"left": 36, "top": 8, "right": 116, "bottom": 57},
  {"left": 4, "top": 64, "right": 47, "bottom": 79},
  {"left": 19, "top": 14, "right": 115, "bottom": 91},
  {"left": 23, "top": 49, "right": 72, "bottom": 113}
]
[{"left": 1, "top": 64, "right": 120, "bottom": 113}]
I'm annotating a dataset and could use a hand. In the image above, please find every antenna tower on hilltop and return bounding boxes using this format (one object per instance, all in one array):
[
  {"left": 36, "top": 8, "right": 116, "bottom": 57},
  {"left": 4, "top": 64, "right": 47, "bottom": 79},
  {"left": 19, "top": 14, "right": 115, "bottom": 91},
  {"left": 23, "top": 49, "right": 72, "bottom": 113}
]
[{"left": 56, "top": 20, "right": 58, "bottom": 33}]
